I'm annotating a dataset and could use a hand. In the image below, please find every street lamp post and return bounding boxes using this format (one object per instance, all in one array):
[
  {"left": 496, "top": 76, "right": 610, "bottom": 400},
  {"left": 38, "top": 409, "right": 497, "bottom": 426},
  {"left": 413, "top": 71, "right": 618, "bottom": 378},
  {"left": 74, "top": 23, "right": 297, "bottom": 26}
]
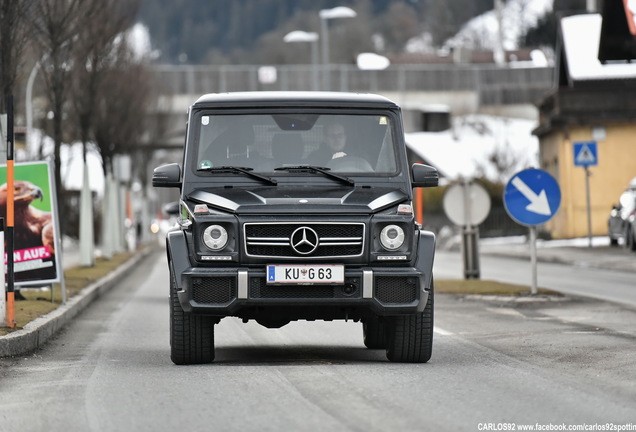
[
  {"left": 283, "top": 31, "right": 319, "bottom": 91},
  {"left": 319, "top": 6, "right": 356, "bottom": 91},
  {"left": 25, "top": 58, "right": 44, "bottom": 158}
]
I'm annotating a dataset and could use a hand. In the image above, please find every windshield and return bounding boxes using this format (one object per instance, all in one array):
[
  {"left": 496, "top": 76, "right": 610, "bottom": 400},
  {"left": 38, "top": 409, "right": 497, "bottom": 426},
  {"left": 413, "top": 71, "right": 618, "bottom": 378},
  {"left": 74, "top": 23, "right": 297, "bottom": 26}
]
[{"left": 195, "top": 113, "right": 398, "bottom": 175}]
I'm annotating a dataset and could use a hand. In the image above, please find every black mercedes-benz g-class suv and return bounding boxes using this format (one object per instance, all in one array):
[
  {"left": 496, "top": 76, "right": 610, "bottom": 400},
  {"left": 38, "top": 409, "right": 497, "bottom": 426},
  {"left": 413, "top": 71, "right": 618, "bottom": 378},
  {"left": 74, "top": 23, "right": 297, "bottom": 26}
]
[{"left": 153, "top": 91, "right": 439, "bottom": 364}]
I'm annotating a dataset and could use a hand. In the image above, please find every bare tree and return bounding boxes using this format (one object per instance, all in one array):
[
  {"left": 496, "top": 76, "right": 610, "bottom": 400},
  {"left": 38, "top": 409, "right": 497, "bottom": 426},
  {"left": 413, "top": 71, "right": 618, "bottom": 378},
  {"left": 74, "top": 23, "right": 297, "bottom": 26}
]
[
  {"left": 375, "top": 2, "right": 421, "bottom": 53},
  {"left": 327, "top": 1, "right": 374, "bottom": 64},
  {"left": 425, "top": 0, "right": 486, "bottom": 47},
  {"left": 475, "top": 143, "right": 525, "bottom": 185},
  {"left": 0, "top": 0, "right": 35, "bottom": 112},
  {"left": 70, "top": 0, "right": 140, "bottom": 162},
  {"left": 30, "top": 0, "right": 89, "bottom": 218},
  {"left": 471, "top": 119, "right": 533, "bottom": 185},
  {"left": 93, "top": 39, "right": 151, "bottom": 178}
]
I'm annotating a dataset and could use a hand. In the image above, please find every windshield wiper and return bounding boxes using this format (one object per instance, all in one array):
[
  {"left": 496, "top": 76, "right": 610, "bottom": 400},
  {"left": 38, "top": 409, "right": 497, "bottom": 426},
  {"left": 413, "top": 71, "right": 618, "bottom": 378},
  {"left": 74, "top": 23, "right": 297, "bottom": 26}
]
[
  {"left": 274, "top": 165, "right": 355, "bottom": 186},
  {"left": 197, "top": 166, "right": 277, "bottom": 185}
]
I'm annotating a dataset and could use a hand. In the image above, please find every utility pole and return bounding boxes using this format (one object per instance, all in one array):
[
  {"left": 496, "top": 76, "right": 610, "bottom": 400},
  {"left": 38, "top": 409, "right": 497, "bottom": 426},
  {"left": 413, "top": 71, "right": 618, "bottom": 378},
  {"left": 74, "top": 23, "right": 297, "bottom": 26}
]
[{"left": 494, "top": 0, "right": 506, "bottom": 65}]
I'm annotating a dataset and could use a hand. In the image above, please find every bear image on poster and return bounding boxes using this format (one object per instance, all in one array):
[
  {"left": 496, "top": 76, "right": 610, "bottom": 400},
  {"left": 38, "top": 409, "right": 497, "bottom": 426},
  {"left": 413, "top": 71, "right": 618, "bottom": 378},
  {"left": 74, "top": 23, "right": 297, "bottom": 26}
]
[{"left": 0, "top": 180, "right": 55, "bottom": 254}]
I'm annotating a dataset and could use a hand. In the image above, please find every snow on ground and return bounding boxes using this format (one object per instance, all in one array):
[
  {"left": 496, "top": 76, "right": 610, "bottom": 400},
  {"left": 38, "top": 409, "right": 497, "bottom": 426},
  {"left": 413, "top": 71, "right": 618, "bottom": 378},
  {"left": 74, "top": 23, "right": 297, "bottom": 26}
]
[
  {"left": 406, "top": 114, "right": 539, "bottom": 183},
  {"left": 480, "top": 235, "right": 610, "bottom": 248}
]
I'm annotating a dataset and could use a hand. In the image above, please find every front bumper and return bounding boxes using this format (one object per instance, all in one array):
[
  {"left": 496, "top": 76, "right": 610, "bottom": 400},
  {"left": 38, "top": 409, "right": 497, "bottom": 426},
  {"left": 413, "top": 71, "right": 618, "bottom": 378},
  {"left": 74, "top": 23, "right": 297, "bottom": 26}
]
[
  {"left": 166, "top": 227, "right": 435, "bottom": 321},
  {"left": 177, "top": 265, "right": 429, "bottom": 319}
]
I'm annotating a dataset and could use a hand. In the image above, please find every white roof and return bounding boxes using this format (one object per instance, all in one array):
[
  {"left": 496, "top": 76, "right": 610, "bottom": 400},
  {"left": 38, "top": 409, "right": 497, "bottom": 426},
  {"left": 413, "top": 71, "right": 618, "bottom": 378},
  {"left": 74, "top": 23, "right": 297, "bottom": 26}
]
[{"left": 562, "top": 14, "right": 636, "bottom": 81}]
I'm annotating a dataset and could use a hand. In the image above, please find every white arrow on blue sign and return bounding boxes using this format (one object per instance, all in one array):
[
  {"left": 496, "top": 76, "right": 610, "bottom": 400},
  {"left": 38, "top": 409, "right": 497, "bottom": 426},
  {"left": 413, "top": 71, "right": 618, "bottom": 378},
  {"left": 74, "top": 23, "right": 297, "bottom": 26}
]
[
  {"left": 504, "top": 168, "right": 561, "bottom": 226},
  {"left": 573, "top": 141, "right": 598, "bottom": 167}
]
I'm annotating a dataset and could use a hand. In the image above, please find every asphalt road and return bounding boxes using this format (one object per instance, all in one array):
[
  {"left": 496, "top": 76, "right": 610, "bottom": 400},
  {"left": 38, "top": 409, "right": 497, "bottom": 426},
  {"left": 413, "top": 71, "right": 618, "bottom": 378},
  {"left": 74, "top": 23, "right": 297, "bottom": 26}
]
[
  {"left": 1, "top": 249, "right": 635, "bottom": 431},
  {"left": 434, "top": 249, "right": 636, "bottom": 307}
]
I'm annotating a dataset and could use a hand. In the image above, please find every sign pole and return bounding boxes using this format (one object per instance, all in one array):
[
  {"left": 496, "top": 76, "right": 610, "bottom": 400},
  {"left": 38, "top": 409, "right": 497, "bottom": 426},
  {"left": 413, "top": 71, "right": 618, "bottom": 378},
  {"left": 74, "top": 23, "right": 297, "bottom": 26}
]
[
  {"left": 0, "top": 114, "right": 4, "bottom": 326},
  {"left": 0, "top": 219, "right": 5, "bottom": 325},
  {"left": 461, "top": 182, "right": 471, "bottom": 279},
  {"left": 504, "top": 168, "right": 561, "bottom": 296},
  {"left": 529, "top": 225, "right": 538, "bottom": 295},
  {"left": 5, "top": 95, "right": 15, "bottom": 328},
  {"left": 584, "top": 165, "right": 592, "bottom": 248},
  {"left": 443, "top": 179, "right": 491, "bottom": 280},
  {"left": 461, "top": 181, "right": 480, "bottom": 279},
  {"left": 573, "top": 141, "right": 597, "bottom": 248}
]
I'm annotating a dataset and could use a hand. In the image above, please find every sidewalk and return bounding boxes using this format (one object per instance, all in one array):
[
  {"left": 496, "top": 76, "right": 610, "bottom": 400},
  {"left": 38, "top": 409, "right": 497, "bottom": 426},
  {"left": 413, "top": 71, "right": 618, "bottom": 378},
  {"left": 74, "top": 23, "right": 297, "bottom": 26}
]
[
  {"left": 477, "top": 235, "right": 636, "bottom": 273},
  {"left": 1, "top": 245, "right": 156, "bottom": 358}
]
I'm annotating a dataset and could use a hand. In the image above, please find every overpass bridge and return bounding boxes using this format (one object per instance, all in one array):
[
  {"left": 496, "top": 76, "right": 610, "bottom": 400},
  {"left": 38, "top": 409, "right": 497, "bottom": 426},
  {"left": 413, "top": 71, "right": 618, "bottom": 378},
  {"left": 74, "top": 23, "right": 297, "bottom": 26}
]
[{"left": 148, "top": 63, "right": 554, "bottom": 148}]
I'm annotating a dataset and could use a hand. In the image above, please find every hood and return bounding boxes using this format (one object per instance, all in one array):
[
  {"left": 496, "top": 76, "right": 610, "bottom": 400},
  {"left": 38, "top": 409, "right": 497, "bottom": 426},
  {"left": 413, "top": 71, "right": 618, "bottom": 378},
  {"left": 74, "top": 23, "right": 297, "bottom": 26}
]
[{"left": 188, "top": 186, "right": 408, "bottom": 215}]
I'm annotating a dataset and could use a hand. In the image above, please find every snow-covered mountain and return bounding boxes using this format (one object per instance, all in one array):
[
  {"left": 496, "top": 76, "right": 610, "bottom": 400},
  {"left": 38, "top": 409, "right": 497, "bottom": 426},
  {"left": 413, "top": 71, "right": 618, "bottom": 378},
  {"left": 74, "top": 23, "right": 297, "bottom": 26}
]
[
  {"left": 406, "top": 0, "right": 554, "bottom": 54},
  {"left": 444, "top": 0, "right": 553, "bottom": 51}
]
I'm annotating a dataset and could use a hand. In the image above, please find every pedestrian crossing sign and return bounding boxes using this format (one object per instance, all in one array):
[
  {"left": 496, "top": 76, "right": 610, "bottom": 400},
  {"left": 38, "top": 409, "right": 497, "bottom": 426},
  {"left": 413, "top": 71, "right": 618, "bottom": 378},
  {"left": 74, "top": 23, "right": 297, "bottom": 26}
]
[{"left": 573, "top": 141, "right": 598, "bottom": 167}]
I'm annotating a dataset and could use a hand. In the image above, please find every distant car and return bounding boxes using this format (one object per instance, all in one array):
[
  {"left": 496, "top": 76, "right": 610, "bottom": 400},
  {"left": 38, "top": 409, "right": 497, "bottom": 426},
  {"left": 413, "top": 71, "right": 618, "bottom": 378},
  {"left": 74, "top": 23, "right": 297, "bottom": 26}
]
[{"left": 608, "top": 177, "right": 636, "bottom": 251}]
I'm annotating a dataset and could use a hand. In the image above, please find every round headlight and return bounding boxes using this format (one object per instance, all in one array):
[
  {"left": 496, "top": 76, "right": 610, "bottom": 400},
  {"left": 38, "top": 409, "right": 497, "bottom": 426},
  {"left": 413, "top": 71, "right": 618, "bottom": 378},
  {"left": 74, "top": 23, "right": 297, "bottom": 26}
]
[
  {"left": 203, "top": 225, "right": 228, "bottom": 251},
  {"left": 380, "top": 225, "right": 405, "bottom": 251}
]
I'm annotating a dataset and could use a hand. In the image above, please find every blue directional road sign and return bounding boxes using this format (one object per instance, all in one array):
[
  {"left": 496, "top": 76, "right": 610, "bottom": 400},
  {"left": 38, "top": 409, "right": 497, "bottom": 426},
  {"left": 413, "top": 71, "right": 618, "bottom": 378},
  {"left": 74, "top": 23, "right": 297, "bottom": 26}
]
[
  {"left": 504, "top": 168, "right": 561, "bottom": 226},
  {"left": 573, "top": 141, "right": 598, "bottom": 167}
]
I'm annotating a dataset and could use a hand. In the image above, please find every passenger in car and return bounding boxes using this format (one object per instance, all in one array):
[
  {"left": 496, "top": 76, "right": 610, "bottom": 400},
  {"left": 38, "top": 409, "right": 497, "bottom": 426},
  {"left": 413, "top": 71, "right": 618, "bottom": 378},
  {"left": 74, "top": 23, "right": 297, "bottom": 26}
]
[{"left": 308, "top": 123, "right": 349, "bottom": 166}]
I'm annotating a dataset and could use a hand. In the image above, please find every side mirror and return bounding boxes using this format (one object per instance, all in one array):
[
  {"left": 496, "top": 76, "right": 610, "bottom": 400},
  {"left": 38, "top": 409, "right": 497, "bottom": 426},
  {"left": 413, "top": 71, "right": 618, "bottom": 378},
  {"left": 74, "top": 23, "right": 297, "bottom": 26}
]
[
  {"left": 411, "top": 163, "right": 439, "bottom": 188},
  {"left": 152, "top": 163, "right": 182, "bottom": 188},
  {"left": 163, "top": 201, "right": 180, "bottom": 216}
]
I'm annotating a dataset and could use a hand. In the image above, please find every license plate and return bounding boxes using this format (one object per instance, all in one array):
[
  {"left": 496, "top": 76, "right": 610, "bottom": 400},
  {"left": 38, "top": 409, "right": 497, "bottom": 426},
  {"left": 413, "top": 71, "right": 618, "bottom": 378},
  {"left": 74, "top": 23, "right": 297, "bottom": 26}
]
[{"left": 266, "top": 265, "right": 344, "bottom": 284}]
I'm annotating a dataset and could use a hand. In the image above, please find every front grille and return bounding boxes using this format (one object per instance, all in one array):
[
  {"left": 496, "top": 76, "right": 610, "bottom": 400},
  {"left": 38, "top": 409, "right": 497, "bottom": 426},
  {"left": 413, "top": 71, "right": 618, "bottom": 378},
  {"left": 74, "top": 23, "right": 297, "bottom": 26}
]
[
  {"left": 192, "top": 277, "right": 236, "bottom": 304},
  {"left": 244, "top": 222, "right": 364, "bottom": 258},
  {"left": 249, "top": 277, "right": 360, "bottom": 299},
  {"left": 375, "top": 276, "right": 417, "bottom": 304}
]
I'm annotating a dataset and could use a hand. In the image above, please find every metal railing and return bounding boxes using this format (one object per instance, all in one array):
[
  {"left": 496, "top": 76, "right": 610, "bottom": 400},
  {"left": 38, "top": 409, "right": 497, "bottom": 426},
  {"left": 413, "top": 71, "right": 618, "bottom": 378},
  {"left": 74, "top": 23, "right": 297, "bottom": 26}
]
[{"left": 151, "top": 63, "right": 555, "bottom": 106}]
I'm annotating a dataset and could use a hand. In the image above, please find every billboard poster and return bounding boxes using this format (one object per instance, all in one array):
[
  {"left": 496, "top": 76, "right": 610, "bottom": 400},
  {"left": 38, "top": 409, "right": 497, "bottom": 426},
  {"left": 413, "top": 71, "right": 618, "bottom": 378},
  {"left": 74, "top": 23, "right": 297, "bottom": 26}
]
[{"left": 0, "top": 161, "right": 63, "bottom": 285}]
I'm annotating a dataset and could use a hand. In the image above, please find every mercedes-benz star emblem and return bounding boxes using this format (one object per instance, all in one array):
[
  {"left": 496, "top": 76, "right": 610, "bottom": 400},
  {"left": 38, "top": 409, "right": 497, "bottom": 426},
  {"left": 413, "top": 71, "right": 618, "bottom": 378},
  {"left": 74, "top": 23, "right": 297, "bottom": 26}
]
[{"left": 290, "top": 227, "right": 319, "bottom": 255}]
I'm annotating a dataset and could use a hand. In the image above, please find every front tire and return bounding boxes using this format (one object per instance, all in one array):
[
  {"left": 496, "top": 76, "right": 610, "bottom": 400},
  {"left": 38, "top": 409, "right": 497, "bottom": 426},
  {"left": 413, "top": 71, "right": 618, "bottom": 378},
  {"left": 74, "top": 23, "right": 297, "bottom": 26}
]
[
  {"left": 170, "top": 265, "right": 215, "bottom": 365},
  {"left": 363, "top": 316, "right": 386, "bottom": 349},
  {"left": 385, "top": 282, "right": 434, "bottom": 363}
]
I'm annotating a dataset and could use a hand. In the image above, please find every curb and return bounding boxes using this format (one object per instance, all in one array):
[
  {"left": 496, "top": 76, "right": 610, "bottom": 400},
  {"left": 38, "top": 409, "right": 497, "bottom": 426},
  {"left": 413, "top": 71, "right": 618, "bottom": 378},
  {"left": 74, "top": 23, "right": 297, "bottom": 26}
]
[{"left": 0, "top": 247, "right": 155, "bottom": 358}]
